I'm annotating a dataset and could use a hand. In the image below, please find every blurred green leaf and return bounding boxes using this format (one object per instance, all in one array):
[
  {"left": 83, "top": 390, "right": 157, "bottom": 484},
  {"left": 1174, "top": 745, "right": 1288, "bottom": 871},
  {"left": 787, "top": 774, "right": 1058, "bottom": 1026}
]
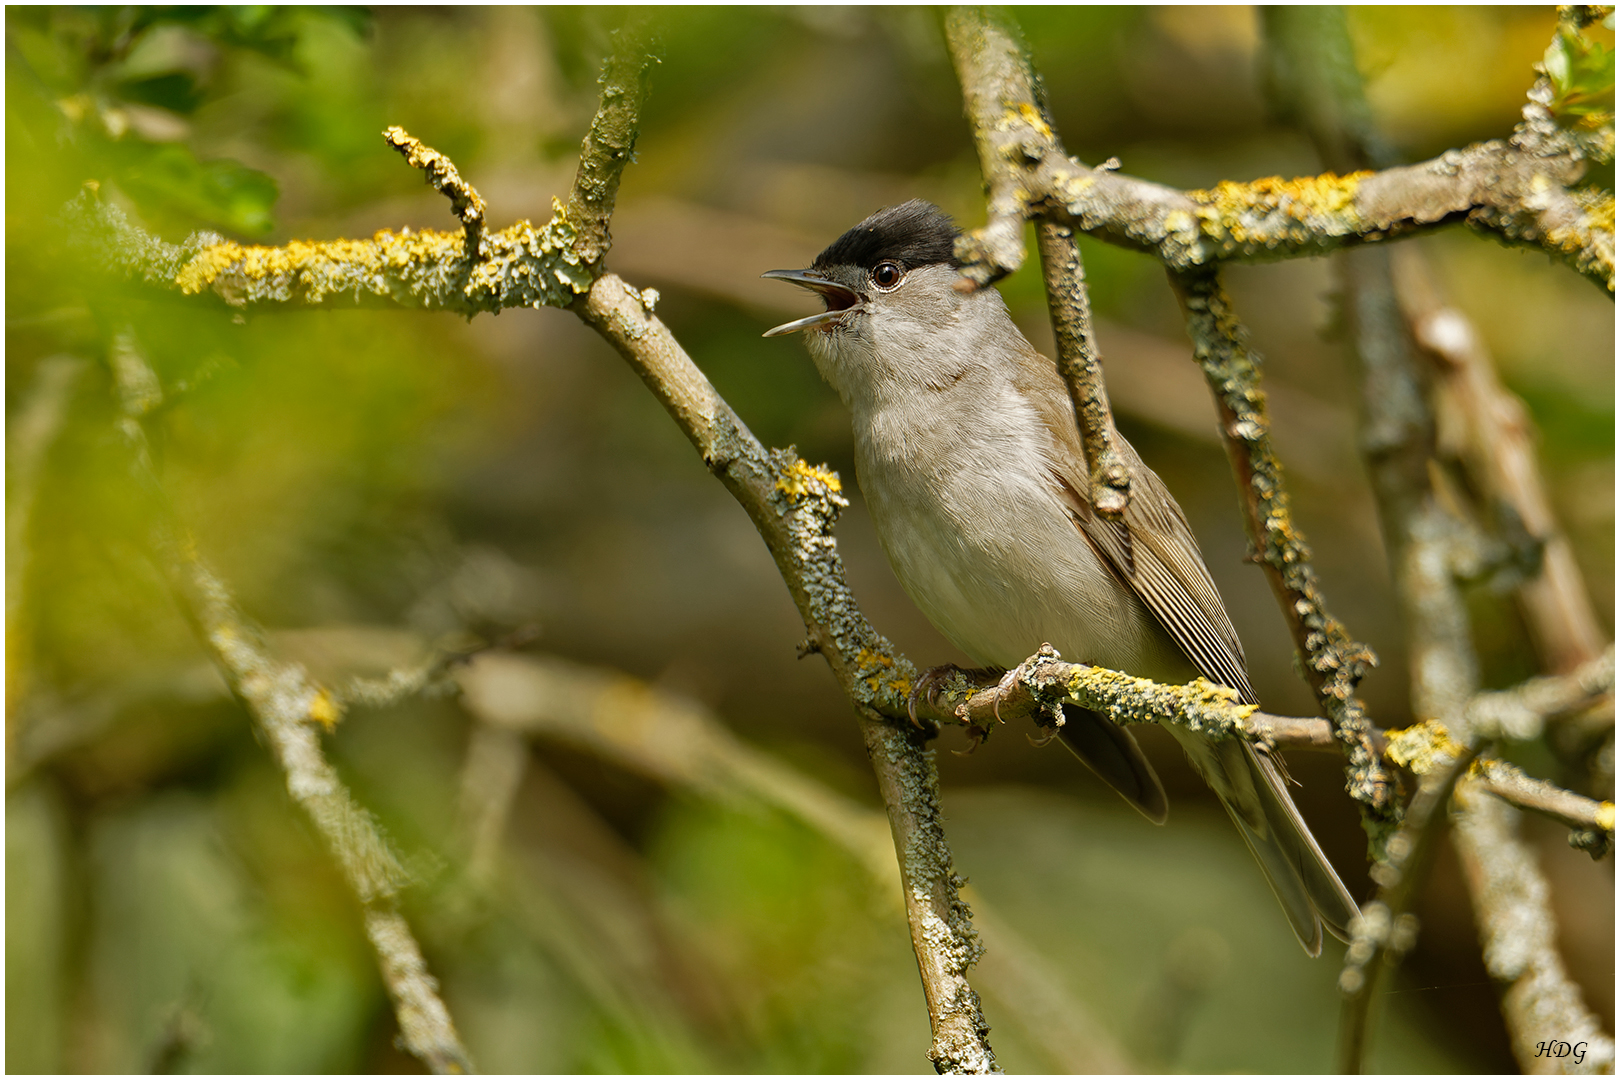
[
  {"left": 129, "top": 6, "right": 371, "bottom": 70},
  {"left": 116, "top": 70, "right": 203, "bottom": 114},
  {"left": 1546, "top": 27, "right": 1615, "bottom": 120},
  {"left": 111, "top": 141, "right": 279, "bottom": 236}
]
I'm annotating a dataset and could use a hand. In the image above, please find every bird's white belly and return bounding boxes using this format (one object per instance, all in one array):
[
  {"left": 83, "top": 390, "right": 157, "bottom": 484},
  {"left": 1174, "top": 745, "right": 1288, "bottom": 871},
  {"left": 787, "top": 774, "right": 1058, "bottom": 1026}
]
[{"left": 860, "top": 440, "right": 1193, "bottom": 683}]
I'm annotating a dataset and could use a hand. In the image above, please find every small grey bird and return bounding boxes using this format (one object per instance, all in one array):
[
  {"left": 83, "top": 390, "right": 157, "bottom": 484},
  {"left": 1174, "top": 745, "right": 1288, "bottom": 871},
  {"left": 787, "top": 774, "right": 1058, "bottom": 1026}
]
[{"left": 763, "top": 200, "right": 1359, "bottom": 955}]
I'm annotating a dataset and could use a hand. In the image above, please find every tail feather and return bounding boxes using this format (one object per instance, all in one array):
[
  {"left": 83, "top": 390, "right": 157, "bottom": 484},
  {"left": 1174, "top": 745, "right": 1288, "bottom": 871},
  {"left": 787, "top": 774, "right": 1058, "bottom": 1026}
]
[
  {"left": 1166, "top": 726, "right": 1361, "bottom": 955},
  {"left": 1056, "top": 704, "right": 1169, "bottom": 825}
]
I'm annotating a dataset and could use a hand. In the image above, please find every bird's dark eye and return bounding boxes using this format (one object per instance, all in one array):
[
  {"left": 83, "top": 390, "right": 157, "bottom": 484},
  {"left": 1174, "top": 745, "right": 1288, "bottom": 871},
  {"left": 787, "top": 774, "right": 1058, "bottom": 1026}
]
[{"left": 871, "top": 261, "right": 903, "bottom": 289}]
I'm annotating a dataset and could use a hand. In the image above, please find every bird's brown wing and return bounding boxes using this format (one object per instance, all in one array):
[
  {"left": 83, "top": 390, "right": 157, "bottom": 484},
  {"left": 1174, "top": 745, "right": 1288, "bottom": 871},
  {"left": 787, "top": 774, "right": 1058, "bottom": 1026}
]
[
  {"left": 1013, "top": 355, "right": 1254, "bottom": 703},
  {"left": 1014, "top": 348, "right": 1360, "bottom": 954}
]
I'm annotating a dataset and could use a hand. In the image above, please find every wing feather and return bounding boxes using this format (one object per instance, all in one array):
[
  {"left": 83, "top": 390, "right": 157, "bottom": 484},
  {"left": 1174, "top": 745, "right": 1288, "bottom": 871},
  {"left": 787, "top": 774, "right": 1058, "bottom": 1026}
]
[{"left": 1008, "top": 348, "right": 1255, "bottom": 700}]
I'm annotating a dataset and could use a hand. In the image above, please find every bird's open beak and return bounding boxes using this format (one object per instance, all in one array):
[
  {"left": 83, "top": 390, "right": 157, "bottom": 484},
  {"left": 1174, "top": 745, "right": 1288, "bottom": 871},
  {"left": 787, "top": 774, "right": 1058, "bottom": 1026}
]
[{"left": 760, "top": 268, "right": 862, "bottom": 337}]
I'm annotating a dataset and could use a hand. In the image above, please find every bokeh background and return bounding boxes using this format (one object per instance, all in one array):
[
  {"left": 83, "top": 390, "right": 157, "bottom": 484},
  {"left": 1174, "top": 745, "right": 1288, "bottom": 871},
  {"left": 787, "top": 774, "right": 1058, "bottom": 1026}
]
[{"left": 7, "top": 6, "right": 1612, "bottom": 1073}]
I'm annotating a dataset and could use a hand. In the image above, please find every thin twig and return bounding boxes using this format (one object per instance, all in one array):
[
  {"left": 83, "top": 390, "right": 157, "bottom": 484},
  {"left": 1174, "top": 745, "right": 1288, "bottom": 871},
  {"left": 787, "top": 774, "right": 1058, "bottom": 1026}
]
[
  {"left": 1035, "top": 222, "right": 1131, "bottom": 517},
  {"left": 108, "top": 334, "right": 473, "bottom": 1075},
  {"left": 1169, "top": 268, "right": 1395, "bottom": 836},
  {"left": 384, "top": 126, "right": 487, "bottom": 258},
  {"left": 455, "top": 722, "right": 531, "bottom": 887},
  {"left": 1465, "top": 650, "right": 1616, "bottom": 742},
  {"left": 1468, "top": 760, "right": 1614, "bottom": 842},
  {"left": 1337, "top": 740, "right": 1481, "bottom": 1073},
  {"left": 1393, "top": 246, "right": 1609, "bottom": 676}
]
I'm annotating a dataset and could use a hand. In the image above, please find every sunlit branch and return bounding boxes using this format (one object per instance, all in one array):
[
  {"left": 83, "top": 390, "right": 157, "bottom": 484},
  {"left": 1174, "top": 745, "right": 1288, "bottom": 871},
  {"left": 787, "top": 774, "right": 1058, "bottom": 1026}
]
[
  {"left": 941, "top": 6, "right": 1611, "bottom": 293},
  {"left": 1263, "top": 10, "right": 1615, "bottom": 1073},
  {"left": 384, "top": 125, "right": 488, "bottom": 257}
]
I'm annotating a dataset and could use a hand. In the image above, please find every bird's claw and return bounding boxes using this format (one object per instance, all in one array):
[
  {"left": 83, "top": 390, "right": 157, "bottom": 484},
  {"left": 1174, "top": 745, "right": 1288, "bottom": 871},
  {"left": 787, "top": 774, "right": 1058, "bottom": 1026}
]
[
  {"left": 908, "top": 663, "right": 1006, "bottom": 740},
  {"left": 991, "top": 666, "right": 1023, "bottom": 726},
  {"left": 906, "top": 666, "right": 952, "bottom": 729},
  {"left": 951, "top": 722, "right": 993, "bottom": 756}
]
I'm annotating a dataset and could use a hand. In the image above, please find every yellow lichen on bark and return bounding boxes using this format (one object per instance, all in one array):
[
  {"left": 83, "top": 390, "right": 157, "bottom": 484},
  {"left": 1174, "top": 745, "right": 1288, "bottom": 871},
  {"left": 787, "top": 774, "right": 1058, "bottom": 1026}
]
[
  {"left": 1385, "top": 719, "right": 1467, "bottom": 775},
  {"left": 774, "top": 459, "right": 843, "bottom": 497},
  {"left": 1190, "top": 171, "right": 1374, "bottom": 244},
  {"left": 176, "top": 230, "right": 465, "bottom": 296}
]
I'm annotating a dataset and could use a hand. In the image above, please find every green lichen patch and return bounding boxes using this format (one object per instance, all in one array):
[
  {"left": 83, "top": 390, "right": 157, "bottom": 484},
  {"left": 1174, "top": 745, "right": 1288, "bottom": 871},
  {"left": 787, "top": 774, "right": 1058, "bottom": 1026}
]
[{"left": 1065, "top": 664, "right": 1255, "bottom": 738}]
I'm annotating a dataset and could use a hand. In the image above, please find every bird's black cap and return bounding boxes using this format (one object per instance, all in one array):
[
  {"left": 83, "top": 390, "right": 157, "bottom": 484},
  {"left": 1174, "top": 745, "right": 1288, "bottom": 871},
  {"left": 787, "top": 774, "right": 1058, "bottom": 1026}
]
[{"left": 812, "top": 199, "right": 960, "bottom": 273}]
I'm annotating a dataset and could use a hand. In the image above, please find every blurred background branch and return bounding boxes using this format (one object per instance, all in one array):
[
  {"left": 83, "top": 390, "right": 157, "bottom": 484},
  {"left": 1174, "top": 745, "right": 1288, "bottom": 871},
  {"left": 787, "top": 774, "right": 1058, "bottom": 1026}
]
[
  {"left": 1260, "top": 7, "right": 1615, "bottom": 1072},
  {"left": 8, "top": 5, "right": 1611, "bottom": 1074},
  {"left": 107, "top": 331, "right": 473, "bottom": 1074}
]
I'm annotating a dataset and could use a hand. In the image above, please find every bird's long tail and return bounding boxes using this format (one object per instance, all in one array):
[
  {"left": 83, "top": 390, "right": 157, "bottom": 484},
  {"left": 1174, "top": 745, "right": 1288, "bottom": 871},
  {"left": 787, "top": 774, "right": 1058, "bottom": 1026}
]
[
  {"left": 1056, "top": 704, "right": 1169, "bottom": 825},
  {"left": 1166, "top": 725, "right": 1361, "bottom": 956}
]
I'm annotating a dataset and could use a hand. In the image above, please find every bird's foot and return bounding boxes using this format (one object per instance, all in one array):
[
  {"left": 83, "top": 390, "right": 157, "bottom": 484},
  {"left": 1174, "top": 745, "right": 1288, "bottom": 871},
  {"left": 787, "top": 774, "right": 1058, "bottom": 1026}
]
[
  {"left": 1017, "top": 645, "right": 1070, "bottom": 746},
  {"left": 907, "top": 664, "right": 1005, "bottom": 747}
]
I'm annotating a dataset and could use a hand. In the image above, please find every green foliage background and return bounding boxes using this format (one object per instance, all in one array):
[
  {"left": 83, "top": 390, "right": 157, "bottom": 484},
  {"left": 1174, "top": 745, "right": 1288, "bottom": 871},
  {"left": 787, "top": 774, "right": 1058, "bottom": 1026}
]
[{"left": 7, "top": 6, "right": 1613, "bottom": 1073}]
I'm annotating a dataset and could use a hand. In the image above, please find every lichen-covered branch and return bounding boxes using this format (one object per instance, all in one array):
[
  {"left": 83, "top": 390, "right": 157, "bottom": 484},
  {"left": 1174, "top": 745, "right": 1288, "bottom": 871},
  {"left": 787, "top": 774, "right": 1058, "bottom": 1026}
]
[
  {"left": 944, "top": 8, "right": 1131, "bottom": 518},
  {"left": 1338, "top": 738, "right": 1479, "bottom": 1073},
  {"left": 942, "top": 7, "right": 1044, "bottom": 288},
  {"left": 914, "top": 645, "right": 1613, "bottom": 840},
  {"left": 384, "top": 126, "right": 487, "bottom": 257},
  {"left": 1169, "top": 267, "right": 1395, "bottom": 836},
  {"left": 108, "top": 334, "right": 473, "bottom": 1076},
  {"left": 64, "top": 188, "right": 594, "bottom": 314},
  {"left": 563, "top": 21, "right": 659, "bottom": 268},
  {"left": 1470, "top": 759, "right": 1615, "bottom": 843},
  {"left": 912, "top": 644, "right": 1255, "bottom": 745},
  {"left": 941, "top": 7, "right": 1612, "bottom": 292},
  {"left": 575, "top": 271, "right": 996, "bottom": 1074},
  {"left": 1034, "top": 222, "right": 1132, "bottom": 517}
]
